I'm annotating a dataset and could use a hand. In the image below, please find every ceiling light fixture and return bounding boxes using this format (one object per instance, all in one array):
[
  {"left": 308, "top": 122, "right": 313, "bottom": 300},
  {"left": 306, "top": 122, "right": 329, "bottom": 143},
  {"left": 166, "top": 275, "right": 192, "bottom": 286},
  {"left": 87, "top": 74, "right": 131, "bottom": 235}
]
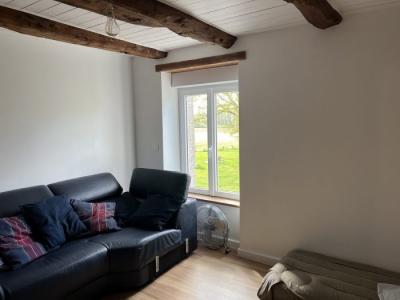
[{"left": 105, "top": 1, "right": 120, "bottom": 37}]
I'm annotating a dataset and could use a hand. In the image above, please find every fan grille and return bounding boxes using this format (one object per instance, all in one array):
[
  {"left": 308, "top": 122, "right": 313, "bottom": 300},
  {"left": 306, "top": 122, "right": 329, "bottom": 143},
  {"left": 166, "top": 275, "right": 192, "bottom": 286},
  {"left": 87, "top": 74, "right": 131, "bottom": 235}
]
[{"left": 197, "top": 204, "right": 229, "bottom": 251}]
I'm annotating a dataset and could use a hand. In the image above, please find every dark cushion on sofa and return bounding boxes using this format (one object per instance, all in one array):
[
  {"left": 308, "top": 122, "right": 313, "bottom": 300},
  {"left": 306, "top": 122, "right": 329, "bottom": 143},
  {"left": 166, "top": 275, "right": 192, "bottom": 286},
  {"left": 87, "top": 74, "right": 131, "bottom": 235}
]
[
  {"left": 88, "top": 227, "right": 181, "bottom": 272},
  {"left": 48, "top": 173, "right": 122, "bottom": 202},
  {"left": 22, "top": 196, "right": 87, "bottom": 249},
  {"left": 113, "top": 192, "right": 142, "bottom": 226},
  {"left": 129, "top": 168, "right": 190, "bottom": 203},
  {"left": 0, "top": 240, "right": 108, "bottom": 300},
  {"left": 128, "top": 194, "right": 183, "bottom": 231},
  {"left": 0, "top": 186, "right": 53, "bottom": 218}
]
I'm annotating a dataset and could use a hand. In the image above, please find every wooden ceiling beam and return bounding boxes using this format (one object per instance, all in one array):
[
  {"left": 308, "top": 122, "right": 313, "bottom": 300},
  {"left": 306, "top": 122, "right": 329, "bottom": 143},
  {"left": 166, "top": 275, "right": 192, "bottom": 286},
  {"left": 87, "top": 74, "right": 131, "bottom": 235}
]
[
  {"left": 57, "top": 0, "right": 237, "bottom": 49},
  {"left": 0, "top": 6, "right": 167, "bottom": 59},
  {"left": 284, "top": 0, "right": 342, "bottom": 29},
  {"left": 155, "top": 51, "right": 246, "bottom": 73}
]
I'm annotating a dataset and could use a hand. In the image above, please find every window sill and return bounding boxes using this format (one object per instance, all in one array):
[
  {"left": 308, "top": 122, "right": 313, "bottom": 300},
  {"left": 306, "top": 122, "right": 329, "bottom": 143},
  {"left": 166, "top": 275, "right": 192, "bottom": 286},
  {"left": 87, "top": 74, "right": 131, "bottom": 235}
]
[{"left": 188, "top": 193, "right": 240, "bottom": 208}]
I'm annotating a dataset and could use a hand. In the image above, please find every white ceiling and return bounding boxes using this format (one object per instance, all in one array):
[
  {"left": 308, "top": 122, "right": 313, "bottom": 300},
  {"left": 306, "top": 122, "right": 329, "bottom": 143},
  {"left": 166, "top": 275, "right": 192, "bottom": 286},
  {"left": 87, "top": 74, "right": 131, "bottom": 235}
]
[{"left": 1, "top": 0, "right": 400, "bottom": 51}]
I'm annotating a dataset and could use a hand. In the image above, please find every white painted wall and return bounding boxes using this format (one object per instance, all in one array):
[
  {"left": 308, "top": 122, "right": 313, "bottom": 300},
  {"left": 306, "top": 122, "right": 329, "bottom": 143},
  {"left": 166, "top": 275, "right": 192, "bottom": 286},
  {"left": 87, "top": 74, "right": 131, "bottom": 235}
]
[
  {"left": 132, "top": 6, "right": 400, "bottom": 271},
  {"left": 0, "top": 29, "right": 135, "bottom": 192},
  {"left": 132, "top": 58, "right": 163, "bottom": 170},
  {"left": 161, "top": 72, "right": 181, "bottom": 172},
  {"left": 239, "top": 7, "right": 400, "bottom": 270},
  {"left": 171, "top": 65, "right": 238, "bottom": 87}
]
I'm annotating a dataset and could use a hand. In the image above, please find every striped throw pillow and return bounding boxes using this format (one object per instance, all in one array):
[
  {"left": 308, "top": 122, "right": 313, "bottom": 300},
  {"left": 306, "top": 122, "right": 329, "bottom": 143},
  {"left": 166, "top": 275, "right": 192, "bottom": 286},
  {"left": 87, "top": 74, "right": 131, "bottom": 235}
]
[
  {"left": 0, "top": 216, "right": 46, "bottom": 269},
  {"left": 70, "top": 200, "right": 120, "bottom": 233}
]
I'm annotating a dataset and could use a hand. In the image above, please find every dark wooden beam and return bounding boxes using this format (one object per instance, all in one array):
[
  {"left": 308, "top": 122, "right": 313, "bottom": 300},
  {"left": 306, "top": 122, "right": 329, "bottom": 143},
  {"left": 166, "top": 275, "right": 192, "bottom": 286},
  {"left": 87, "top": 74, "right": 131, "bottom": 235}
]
[
  {"left": 284, "top": 0, "right": 342, "bottom": 29},
  {"left": 57, "top": 0, "right": 237, "bottom": 49},
  {"left": 155, "top": 51, "right": 246, "bottom": 73},
  {"left": 0, "top": 6, "right": 167, "bottom": 59}
]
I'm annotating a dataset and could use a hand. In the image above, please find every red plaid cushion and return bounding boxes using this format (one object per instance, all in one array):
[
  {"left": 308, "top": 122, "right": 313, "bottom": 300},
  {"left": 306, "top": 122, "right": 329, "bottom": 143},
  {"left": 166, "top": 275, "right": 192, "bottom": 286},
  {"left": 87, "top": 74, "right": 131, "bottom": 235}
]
[
  {"left": 0, "top": 216, "right": 46, "bottom": 268},
  {"left": 70, "top": 200, "right": 120, "bottom": 233}
]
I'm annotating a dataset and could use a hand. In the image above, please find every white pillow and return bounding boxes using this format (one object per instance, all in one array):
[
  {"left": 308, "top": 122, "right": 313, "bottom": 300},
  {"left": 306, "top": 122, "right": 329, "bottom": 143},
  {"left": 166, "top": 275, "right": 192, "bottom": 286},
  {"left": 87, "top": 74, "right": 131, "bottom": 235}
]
[{"left": 378, "top": 283, "right": 400, "bottom": 300}]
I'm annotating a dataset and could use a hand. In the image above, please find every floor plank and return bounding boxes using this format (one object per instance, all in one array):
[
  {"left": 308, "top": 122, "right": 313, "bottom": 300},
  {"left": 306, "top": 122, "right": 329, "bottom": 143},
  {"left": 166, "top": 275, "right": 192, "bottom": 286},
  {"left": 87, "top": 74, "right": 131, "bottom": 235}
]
[{"left": 103, "top": 247, "right": 269, "bottom": 300}]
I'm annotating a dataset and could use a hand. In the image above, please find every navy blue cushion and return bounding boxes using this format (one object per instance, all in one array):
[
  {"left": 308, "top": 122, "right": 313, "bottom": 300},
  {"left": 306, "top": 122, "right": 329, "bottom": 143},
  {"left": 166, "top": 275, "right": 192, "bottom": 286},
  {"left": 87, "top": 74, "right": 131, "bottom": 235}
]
[
  {"left": 22, "top": 196, "right": 87, "bottom": 249},
  {"left": 128, "top": 195, "right": 182, "bottom": 231},
  {"left": 114, "top": 192, "right": 142, "bottom": 226}
]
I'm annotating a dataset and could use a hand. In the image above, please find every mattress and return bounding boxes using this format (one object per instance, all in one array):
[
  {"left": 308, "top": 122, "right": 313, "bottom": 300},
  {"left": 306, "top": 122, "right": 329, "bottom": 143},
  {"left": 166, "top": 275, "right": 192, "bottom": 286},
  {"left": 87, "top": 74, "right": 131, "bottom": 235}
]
[{"left": 258, "top": 250, "right": 400, "bottom": 300}]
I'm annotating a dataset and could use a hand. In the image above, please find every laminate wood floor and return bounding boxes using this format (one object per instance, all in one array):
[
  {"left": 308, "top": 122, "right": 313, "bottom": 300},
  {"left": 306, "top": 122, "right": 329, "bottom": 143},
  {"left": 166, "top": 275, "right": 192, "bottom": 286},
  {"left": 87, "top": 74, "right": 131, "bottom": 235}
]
[{"left": 103, "top": 247, "right": 269, "bottom": 300}]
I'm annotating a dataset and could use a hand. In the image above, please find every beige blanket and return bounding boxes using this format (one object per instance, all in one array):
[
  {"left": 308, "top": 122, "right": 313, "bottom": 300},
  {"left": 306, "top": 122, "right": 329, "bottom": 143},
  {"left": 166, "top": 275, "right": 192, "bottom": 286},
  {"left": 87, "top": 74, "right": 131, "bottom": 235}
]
[{"left": 258, "top": 250, "right": 400, "bottom": 300}]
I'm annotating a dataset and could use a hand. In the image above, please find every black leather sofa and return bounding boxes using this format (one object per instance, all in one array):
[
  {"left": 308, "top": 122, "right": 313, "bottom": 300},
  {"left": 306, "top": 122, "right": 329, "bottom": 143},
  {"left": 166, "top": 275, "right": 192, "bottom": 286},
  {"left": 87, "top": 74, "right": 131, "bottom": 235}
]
[{"left": 0, "top": 168, "right": 198, "bottom": 300}]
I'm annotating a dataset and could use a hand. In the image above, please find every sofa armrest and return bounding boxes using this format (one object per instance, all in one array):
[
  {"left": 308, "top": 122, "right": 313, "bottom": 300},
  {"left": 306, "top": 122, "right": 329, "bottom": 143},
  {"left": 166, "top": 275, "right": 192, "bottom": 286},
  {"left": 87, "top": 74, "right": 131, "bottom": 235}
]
[{"left": 176, "top": 198, "right": 198, "bottom": 253}]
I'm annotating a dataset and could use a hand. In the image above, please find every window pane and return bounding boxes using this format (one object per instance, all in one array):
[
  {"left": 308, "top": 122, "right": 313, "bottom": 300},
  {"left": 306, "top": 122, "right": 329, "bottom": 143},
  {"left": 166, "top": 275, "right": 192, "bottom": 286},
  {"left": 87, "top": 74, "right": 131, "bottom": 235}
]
[
  {"left": 216, "top": 91, "right": 240, "bottom": 194},
  {"left": 185, "top": 94, "right": 208, "bottom": 190}
]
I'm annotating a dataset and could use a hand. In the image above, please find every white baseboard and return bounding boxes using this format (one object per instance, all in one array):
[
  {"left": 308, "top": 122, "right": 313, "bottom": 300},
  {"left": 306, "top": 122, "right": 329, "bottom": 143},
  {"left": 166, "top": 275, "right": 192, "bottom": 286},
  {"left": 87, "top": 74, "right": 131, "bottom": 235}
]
[
  {"left": 237, "top": 248, "right": 280, "bottom": 266},
  {"left": 227, "top": 238, "right": 240, "bottom": 250},
  {"left": 197, "top": 236, "right": 240, "bottom": 250}
]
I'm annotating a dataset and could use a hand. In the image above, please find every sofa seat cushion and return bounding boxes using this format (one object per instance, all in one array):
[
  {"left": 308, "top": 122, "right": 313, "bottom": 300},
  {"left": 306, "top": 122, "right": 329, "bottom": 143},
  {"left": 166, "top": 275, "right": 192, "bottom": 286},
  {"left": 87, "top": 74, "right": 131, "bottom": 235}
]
[
  {"left": 0, "top": 240, "right": 108, "bottom": 300},
  {"left": 89, "top": 227, "right": 181, "bottom": 272}
]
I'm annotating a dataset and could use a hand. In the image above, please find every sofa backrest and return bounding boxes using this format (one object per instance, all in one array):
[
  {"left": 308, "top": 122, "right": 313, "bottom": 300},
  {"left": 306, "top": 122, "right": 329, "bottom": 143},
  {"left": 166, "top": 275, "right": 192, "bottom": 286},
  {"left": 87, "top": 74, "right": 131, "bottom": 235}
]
[
  {"left": 0, "top": 186, "right": 54, "bottom": 217},
  {"left": 129, "top": 168, "right": 190, "bottom": 202},
  {"left": 48, "top": 173, "right": 122, "bottom": 202}
]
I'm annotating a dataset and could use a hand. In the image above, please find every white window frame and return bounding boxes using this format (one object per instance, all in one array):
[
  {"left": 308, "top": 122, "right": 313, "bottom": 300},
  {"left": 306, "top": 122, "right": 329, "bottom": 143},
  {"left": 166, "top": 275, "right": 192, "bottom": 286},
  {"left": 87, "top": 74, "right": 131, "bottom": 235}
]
[{"left": 179, "top": 82, "right": 239, "bottom": 200}]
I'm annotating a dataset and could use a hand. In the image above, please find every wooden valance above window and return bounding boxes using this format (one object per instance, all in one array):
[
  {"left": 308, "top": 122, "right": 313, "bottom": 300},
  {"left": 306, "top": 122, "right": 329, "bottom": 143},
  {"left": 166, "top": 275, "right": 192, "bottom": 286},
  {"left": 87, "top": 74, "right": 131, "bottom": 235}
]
[{"left": 155, "top": 51, "right": 246, "bottom": 73}]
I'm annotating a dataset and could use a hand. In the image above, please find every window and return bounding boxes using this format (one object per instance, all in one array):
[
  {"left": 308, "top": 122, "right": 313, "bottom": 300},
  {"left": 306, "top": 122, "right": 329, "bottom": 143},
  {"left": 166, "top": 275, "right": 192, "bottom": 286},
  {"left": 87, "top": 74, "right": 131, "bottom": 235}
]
[{"left": 179, "top": 83, "right": 239, "bottom": 200}]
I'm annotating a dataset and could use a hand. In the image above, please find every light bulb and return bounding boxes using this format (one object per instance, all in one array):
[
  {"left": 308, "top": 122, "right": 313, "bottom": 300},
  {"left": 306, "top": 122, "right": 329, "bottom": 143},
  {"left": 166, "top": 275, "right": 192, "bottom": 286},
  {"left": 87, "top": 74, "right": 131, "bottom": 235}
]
[{"left": 105, "top": 3, "right": 120, "bottom": 37}]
